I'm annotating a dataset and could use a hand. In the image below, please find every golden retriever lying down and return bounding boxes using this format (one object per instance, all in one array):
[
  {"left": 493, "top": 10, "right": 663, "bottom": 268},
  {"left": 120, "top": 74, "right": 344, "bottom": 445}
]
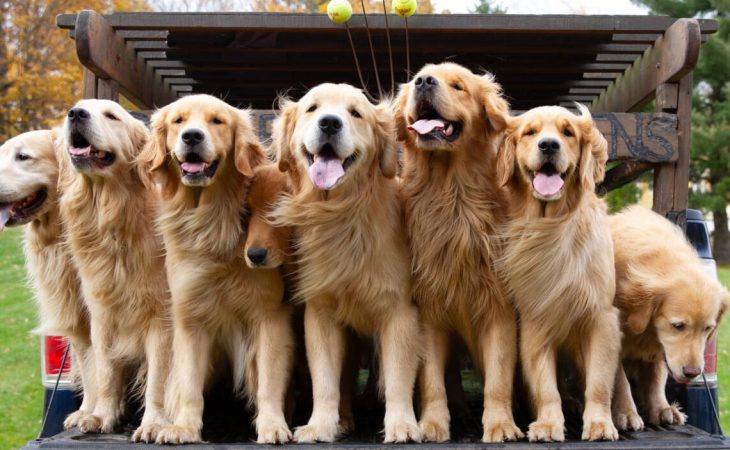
[
  {"left": 59, "top": 100, "right": 171, "bottom": 442},
  {"left": 395, "top": 62, "right": 521, "bottom": 443},
  {"left": 0, "top": 130, "right": 96, "bottom": 428},
  {"left": 498, "top": 105, "right": 620, "bottom": 442},
  {"left": 141, "top": 94, "right": 293, "bottom": 444},
  {"left": 272, "top": 83, "right": 422, "bottom": 443},
  {"left": 609, "top": 205, "right": 730, "bottom": 430}
]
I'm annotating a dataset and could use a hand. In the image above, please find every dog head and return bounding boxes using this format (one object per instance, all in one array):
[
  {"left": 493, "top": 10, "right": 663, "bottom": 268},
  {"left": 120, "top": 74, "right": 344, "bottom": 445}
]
[
  {"left": 63, "top": 99, "right": 148, "bottom": 177},
  {"left": 395, "top": 62, "right": 509, "bottom": 152},
  {"left": 274, "top": 83, "right": 397, "bottom": 193},
  {"left": 498, "top": 104, "right": 607, "bottom": 202},
  {"left": 141, "top": 94, "right": 263, "bottom": 196},
  {"left": 244, "top": 164, "right": 292, "bottom": 269},
  {"left": 0, "top": 130, "right": 59, "bottom": 230}
]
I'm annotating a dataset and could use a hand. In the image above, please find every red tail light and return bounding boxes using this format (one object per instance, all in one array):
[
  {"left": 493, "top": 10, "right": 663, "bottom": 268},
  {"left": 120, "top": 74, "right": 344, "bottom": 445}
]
[{"left": 40, "top": 336, "right": 73, "bottom": 388}]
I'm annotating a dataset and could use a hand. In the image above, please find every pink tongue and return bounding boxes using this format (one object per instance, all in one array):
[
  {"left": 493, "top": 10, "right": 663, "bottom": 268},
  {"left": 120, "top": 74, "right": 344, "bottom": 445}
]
[
  {"left": 532, "top": 172, "right": 564, "bottom": 197},
  {"left": 408, "top": 119, "right": 446, "bottom": 135},
  {"left": 69, "top": 146, "right": 91, "bottom": 156},
  {"left": 0, "top": 205, "right": 12, "bottom": 232},
  {"left": 181, "top": 162, "right": 207, "bottom": 173},
  {"left": 308, "top": 156, "right": 345, "bottom": 190}
]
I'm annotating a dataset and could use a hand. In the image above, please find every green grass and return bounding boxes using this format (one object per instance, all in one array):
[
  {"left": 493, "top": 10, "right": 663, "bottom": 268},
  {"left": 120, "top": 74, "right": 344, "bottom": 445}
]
[
  {"left": 716, "top": 265, "right": 730, "bottom": 432},
  {"left": 0, "top": 227, "right": 42, "bottom": 450}
]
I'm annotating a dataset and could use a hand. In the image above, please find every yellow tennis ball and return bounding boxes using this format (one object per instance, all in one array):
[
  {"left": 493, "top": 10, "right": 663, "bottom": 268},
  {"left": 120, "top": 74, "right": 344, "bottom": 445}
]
[
  {"left": 327, "top": 0, "right": 352, "bottom": 24},
  {"left": 392, "top": 0, "right": 417, "bottom": 17}
]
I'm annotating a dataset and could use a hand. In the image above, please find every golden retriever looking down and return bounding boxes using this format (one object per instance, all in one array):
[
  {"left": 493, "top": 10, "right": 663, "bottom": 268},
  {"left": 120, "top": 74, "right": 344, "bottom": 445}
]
[
  {"left": 498, "top": 104, "right": 619, "bottom": 442},
  {"left": 0, "top": 130, "right": 95, "bottom": 429},
  {"left": 395, "top": 62, "right": 521, "bottom": 443},
  {"left": 140, "top": 94, "right": 293, "bottom": 444},
  {"left": 609, "top": 205, "right": 730, "bottom": 431},
  {"left": 58, "top": 99, "right": 171, "bottom": 442},
  {"left": 272, "top": 83, "right": 422, "bottom": 443}
]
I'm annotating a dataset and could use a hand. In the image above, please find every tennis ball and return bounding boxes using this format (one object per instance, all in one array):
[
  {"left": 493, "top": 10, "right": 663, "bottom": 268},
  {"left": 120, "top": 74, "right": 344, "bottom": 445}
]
[
  {"left": 327, "top": 0, "right": 353, "bottom": 24},
  {"left": 392, "top": 0, "right": 417, "bottom": 17}
]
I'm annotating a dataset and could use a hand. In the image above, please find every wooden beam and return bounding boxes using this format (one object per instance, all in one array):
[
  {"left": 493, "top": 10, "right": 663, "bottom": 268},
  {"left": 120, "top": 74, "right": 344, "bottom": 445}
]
[
  {"left": 593, "top": 112, "right": 678, "bottom": 162},
  {"left": 74, "top": 10, "right": 177, "bottom": 108},
  {"left": 596, "top": 160, "right": 653, "bottom": 195},
  {"left": 591, "top": 18, "right": 701, "bottom": 112}
]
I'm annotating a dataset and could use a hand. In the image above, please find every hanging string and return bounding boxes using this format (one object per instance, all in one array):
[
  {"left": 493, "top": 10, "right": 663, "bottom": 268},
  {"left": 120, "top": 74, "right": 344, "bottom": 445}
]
[
  {"left": 346, "top": 23, "right": 376, "bottom": 102},
  {"left": 381, "top": 0, "right": 395, "bottom": 93},
  {"left": 359, "top": 0, "right": 383, "bottom": 98},
  {"left": 405, "top": 15, "right": 411, "bottom": 76}
]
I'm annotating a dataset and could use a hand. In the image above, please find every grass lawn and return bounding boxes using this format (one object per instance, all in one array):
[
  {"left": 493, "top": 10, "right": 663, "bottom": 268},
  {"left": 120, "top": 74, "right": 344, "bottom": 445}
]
[
  {"left": 715, "top": 265, "right": 730, "bottom": 432},
  {"left": 0, "top": 227, "right": 42, "bottom": 450}
]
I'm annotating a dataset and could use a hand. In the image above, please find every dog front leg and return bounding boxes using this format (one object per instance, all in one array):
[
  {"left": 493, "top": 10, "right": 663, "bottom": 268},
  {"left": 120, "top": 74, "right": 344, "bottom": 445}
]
[
  {"left": 642, "top": 359, "right": 686, "bottom": 426},
  {"left": 612, "top": 362, "right": 644, "bottom": 431},
  {"left": 293, "top": 303, "right": 345, "bottom": 443},
  {"left": 418, "top": 321, "right": 451, "bottom": 442},
  {"left": 64, "top": 335, "right": 97, "bottom": 430}
]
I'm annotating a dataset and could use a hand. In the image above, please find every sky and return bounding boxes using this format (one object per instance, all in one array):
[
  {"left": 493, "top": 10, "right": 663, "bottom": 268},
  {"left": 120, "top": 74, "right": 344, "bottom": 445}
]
[{"left": 433, "top": 0, "right": 649, "bottom": 15}]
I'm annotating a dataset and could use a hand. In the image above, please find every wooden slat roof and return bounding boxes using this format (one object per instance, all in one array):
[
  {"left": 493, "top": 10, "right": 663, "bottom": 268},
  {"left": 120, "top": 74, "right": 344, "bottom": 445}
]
[{"left": 57, "top": 12, "right": 717, "bottom": 110}]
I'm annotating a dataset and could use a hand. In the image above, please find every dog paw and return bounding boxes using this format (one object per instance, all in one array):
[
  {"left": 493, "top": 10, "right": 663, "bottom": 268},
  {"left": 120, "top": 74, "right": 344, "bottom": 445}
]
[
  {"left": 527, "top": 420, "right": 565, "bottom": 442},
  {"left": 614, "top": 410, "right": 644, "bottom": 431},
  {"left": 132, "top": 423, "right": 164, "bottom": 443},
  {"left": 482, "top": 419, "right": 523, "bottom": 443},
  {"left": 63, "top": 410, "right": 92, "bottom": 430},
  {"left": 650, "top": 403, "right": 686, "bottom": 426},
  {"left": 257, "top": 418, "right": 292, "bottom": 444},
  {"left": 384, "top": 418, "right": 422, "bottom": 443},
  {"left": 582, "top": 416, "right": 618, "bottom": 441},
  {"left": 155, "top": 425, "right": 202, "bottom": 445},
  {"left": 339, "top": 413, "right": 355, "bottom": 435},
  {"left": 419, "top": 416, "right": 450, "bottom": 443},
  {"left": 78, "top": 414, "right": 116, "bottom": 434},
  {"left": 293, "top": 423, "right": 338, "bottom": 443}
]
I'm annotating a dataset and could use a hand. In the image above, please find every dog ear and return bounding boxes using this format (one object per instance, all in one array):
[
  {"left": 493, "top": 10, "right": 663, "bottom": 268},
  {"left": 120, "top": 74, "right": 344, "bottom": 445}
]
[
  {"left": 393, "top": 83, "right": 411, "bottom": 142},
  {"left": 622, "top": 267, "right": 663, "bottom": 335},
  {"left": 139, "top": 106, "right": 169, "bottom": 174},
  {"left": 497, "top": 120, "right": 518, "bottom": 187},
  {"left": 576, "top": 103, "right": 608, "bottom": 190},
  {"left": 234, "top": 109, "right": 264, "bottom": 178},
  {"left": 273, "top": 99, "right": 297, "bottom": 173},
  {"left": 375, "top": 100, "right": 398, "bottom": 179},
  {"left": 717, "top": 288, "right": 729, "bottom": 324},
  {"left": 129, "top": 117, "right": 153, "bottom": 189},
  {"left": 481, "top": 74, "right": 510, "bottom": 133}
]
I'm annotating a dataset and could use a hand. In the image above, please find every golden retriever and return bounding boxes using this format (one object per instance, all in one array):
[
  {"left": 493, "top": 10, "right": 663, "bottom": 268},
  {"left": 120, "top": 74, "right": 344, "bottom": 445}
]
[
  {"left": 0, "top": 129, "right": 96, "bottom": 428},
  {"left": 394, "top": 62, "right": 521, "bottom": 443},
  {"left": 140, "top": 94, "right": 293, "bottom": 444},
  {"left": 497, "top": 104, "right": 620, "bottom": 442},
  {"left": 272, "top": 83, "right": 422, "bottom": 443},
  {"left": 58, "top": 99, "right": 170, "bottom": 442},
  {"left": 609, "top": 205, "right": 730, "bottom": 430}
]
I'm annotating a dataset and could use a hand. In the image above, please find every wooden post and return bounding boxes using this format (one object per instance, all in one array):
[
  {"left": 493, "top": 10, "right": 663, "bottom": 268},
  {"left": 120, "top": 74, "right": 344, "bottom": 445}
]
[
  {"left": 97, "top": 78, "right": 119, "bottom": 101},
  {"left": 82, "top": 67, "right": 97, "bottom": 99}
]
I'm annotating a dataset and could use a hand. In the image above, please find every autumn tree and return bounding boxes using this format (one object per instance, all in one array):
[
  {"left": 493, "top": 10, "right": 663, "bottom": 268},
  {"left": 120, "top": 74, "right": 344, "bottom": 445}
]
[
  {"left": 250, "top": 0, "right": 434, "bottom": 14},
  {"left": 0, "top": 0, "right": 149, "bottom": 141}
]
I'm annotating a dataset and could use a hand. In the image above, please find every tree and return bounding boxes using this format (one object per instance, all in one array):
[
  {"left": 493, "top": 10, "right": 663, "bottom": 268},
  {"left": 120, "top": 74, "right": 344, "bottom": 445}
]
[
  {"left": 469, "top": 0, "right": 506, "bottom": 14},
  {"left": 250, "top": 0, "right": 434, "bottom": 14},
  {"left": 0, "top": 0, "right": 149, "bottom": 142},
  {"left": 632, "top": 0, "right": 730, "bottom": 262},
  {"left": 150, "top": 0, "right": 247, "bottom": 11}
]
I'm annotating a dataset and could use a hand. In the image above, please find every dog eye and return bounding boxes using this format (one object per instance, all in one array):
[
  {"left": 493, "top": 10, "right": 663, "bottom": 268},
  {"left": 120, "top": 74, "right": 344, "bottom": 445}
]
[
  {"left": 672, "top": 322, "right": 685, "bottom": 331},
  {"left": 104, "top": 112, "right": 118, "bottom": 121},
  {"left": 212, "top": 117, "right": 223, "bottom": 125},
  {"left": 16, "top": 152, "right": 31, "bottom": 161},
  {"left": 706, "top": 325, "right": 715, "bottom": 333},
  {"left": 173, "top": 116, "right": 183, "bottom": 124},
  {"left": 451, "top": 82, "right": 463, "bottom": 91},
  {"left": 524, "top": 129, "right": 536, "bottom": 136},
  {"left": 306, "top": 104, "right": 317, "bottom": 113},
  {"left": 350, "top": 109, "right": 361, "bottom": 118},
  {"left": 563, "top": 127, "right": 574, "bottom": 137}
]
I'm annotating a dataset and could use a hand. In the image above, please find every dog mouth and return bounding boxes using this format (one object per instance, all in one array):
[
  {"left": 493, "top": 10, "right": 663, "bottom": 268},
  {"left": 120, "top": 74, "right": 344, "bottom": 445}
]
[
  {"left": 179, "top": 153, "right": 219, "bottom": 181},
  {"left": 407, "top": 100, "right": 462, "bottom": 143},
  {"left": 305, "top": 143, "right": 356, "bottom": 191},
  {"left": 0, "top": 189, "right": 48, "bottom": 231},
  {"left": 68, "top": 131, "right": 115, "bottom": 168},
  {"left": 529, "top": 163, "right": 567, "bottom": 199}
]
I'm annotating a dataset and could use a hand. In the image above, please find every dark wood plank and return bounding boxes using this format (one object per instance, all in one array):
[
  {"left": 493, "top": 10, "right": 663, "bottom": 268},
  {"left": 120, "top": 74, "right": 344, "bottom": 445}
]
[
  {"left": 82, "top": 68, "right": 97, "bottom": 98},
  {"left": 596, "top": 160, "right": 653, "bottom": 195},
  {"left": 593, "top": 112, "right": 678, "bottom": 162}
]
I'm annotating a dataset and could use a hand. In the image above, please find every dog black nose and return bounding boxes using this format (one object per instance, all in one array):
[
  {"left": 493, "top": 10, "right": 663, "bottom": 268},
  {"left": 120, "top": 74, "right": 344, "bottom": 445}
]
[
  {"left": 682, "top": 365, "right": 701, "bottom": 379},
  {"left": 181, "top": 129, "right": 205, "bottom": 146},
  {"left": 538, "top": 137, "right": 561, "bottom": 155},
  {"left": 67, "top": 108, "right": 90, "bottom": 122},
  {"left": 414, "top": 75, "right": 438, "bottom": 92},
  {"left": 247, "top": 248, "right": 268, "bottom": 265},
  {"left": 318, "top": 115, "right": 342, "bottom": 136}
]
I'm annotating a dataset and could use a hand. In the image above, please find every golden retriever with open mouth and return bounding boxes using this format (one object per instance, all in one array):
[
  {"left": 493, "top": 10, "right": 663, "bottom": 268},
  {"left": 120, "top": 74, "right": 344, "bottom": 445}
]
[
  {"left": 498, "top": 104, "right": 620, "bottom": 442},
  {"left": 395, "top": 62, "right": 521, "bottom": 443},
  {"left": 140, "top": 94, "right": 294, "bottom": 444},
  {"left": 58, "top": 99, "right": 171, "bottom": 442},
  {"left": 609, "top": 205, "right": 730, "bottom": 431},
  {"left": 272, "top": 83, "right": 422, "bottom": 443},
  {"left": 0, "top": 130, "right": 96, "bottom": 429}
]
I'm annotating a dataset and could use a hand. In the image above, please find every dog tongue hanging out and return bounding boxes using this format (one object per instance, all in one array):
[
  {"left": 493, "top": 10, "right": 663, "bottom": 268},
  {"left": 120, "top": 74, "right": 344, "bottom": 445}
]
[{"left": 308, "top": 155, "right": 345, "bottom": 190}]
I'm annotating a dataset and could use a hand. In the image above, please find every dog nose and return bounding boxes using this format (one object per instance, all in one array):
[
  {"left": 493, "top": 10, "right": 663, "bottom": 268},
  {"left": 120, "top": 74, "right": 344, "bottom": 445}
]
[
  {"left": 415, "top": 75, "right": 438, "bottom": 92},
  {"left": 538, "top": 137, "right": 561, "bottom": 155},
  {"left": 181, "top": 129, "right": 205, "bottom": 146},
  {"left": 247, "top": 248, "right": 268, "bottom": 265},
  {"left": 67, "top": 108, "right": 90, "bottom": 122},
  {"left": 318, "top": 115, "right": 342, "bottom": 136},
  {"left": 682, "top": 365, "right": 701, "bottom": 379}
]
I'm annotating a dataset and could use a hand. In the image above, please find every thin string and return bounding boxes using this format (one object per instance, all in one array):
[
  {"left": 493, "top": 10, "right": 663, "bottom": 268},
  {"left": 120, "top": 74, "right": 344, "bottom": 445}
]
[
  {"left": 346, "top": 23, "right": 376, "bottom": 102},
  {"left": 382, "top": 0, "right": 395, "bottom": 93},
  {"left": 405, "top": 15, "right": 411, "bottom": 76},
  {"left": 360, "top": 0, "right": 383, "bottom": 98}
]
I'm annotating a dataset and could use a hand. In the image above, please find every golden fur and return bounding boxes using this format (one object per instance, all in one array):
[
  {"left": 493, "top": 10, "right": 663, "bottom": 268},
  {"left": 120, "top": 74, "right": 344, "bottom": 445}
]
[
  {"left": 395, "top": 62, "right": 521, "bottom": 443},
  {"left": 272, "top": 83, "right": 422, "bottom": 443},
  {"left": 58, "top": 99, "right": 171, "bottom": 442},
  {"left": 609, "top": 205, "right": 730, "bottom": 430},
  {"left": 0, "top": 129, "right": 95, "bottom": 428},
  {"left": 498, "top": 105, "right": 620, "bottom": 442},
  {"left": 139, "top": 94, "right": 293, "bottom": 444}
]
